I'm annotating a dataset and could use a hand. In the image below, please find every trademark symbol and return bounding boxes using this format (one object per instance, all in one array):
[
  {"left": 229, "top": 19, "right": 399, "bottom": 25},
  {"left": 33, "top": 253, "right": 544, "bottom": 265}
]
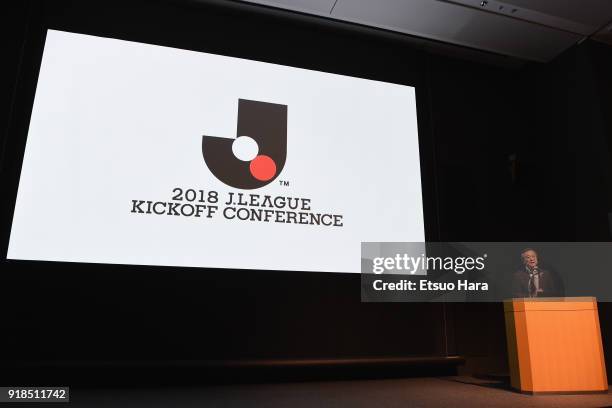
[{"left": 279, "top": 180, "right": 290, "bottom": 187}]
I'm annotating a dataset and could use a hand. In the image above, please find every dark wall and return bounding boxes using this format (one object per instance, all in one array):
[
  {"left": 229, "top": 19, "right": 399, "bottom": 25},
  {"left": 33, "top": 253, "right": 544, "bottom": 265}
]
[
  {"left": 1, "top": 0, "right": 612, "bottom": 384},
  {"left": 440, "top": 39, "right": 612, "bottom": 377},
  {"left": 0, "top": 0, "right": 449, "bottom": 375},
  {"left": 521, "top": 40, "right": 612, "bottom": 378}
]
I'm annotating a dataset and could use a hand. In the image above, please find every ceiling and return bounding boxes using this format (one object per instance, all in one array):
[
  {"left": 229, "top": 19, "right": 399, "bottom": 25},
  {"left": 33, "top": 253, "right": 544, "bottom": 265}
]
[{"left": 236, "top": 0, "right": 612, "bottom": 62}]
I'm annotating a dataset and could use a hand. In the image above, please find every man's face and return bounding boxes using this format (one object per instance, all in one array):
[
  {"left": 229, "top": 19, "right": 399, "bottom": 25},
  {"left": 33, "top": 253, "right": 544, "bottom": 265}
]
[{"left": 522, "top": 250, "right": 538, "bottom": 269}]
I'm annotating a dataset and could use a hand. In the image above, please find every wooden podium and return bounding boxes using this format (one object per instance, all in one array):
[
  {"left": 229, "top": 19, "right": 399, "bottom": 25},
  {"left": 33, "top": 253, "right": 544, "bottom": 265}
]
[{"left": 504, "top": 297, "right": 608, "bottom": 394}]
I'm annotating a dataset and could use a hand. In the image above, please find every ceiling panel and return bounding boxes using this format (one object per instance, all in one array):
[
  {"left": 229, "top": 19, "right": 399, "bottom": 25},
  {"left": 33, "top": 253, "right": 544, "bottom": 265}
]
[
  {"left": 237, "top": 0, "right": 612, "bottom": 62},
  {"left": 331, "top": 0, "right": 581, "bottom": 61},
  {"left": 441, "top": 0, "right": 594, "bottom": 35},
  {"left": 240, "top": 0, "right": 334, "bottom": 15},
  {"left": 502, "top": 0, "right": 612, "bottom": 29}
]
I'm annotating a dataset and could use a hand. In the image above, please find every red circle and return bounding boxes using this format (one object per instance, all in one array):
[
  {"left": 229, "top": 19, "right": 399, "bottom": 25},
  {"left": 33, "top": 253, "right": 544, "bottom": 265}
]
[{"left": 250, "top": 155, "right": 277, "bottom": 181}]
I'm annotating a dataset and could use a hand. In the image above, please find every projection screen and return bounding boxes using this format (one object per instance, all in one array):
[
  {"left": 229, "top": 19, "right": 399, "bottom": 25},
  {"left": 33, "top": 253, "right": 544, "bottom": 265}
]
[{"left": 7, "top": 29, "right": 424, "bottom": 273}]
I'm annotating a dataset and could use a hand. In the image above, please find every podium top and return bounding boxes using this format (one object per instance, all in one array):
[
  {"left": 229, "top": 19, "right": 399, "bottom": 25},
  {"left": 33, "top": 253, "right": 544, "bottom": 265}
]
[{"left": 504, "top": 297, "right": 597, "bottom": 312}]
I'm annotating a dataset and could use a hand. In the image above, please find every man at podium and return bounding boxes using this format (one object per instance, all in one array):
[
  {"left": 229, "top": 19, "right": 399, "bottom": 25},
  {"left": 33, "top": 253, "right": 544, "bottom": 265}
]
[{"left": 512, "top": 248, "right": 564, "bottom": 298}]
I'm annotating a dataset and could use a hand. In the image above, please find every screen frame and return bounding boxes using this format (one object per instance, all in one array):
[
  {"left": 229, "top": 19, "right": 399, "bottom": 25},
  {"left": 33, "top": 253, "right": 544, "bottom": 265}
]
[{"left": 0, "top": 0, "right": 440, "bottom": 279}]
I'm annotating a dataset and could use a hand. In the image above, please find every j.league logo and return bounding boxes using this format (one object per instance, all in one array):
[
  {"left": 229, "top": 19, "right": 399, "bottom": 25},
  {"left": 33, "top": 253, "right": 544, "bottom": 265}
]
[{"left": 202, "top": 99, "right": 288, "bottom": 189}]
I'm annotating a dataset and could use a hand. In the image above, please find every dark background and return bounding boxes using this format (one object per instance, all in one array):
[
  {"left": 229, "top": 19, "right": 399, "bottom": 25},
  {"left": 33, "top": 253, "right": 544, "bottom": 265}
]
[{"left": 1, "top": 0, "right": 611, "bottom": 385}]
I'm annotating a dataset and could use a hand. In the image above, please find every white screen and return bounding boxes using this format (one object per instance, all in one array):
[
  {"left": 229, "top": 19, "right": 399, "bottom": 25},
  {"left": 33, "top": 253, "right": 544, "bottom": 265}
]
[{"left": 7, "top": 29, "right": 425, "bottom": 273}]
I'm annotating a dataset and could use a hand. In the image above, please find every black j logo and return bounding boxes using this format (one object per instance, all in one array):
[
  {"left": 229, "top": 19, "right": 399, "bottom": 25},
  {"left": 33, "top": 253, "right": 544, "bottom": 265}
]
[{"left": 202, "top": 99, "right": 288, "bottom": 189}]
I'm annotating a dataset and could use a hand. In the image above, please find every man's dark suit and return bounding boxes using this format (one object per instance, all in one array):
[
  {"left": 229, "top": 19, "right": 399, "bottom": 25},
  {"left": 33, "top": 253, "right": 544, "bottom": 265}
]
[{"left": 512, "top": 267, "right": 563, "bottom": 298}]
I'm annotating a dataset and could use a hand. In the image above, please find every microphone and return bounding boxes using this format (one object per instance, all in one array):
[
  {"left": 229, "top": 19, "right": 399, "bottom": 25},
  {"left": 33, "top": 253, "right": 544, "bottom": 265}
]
[{"left": 528, "top": 266, "right": 539, "bottom": 297}]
